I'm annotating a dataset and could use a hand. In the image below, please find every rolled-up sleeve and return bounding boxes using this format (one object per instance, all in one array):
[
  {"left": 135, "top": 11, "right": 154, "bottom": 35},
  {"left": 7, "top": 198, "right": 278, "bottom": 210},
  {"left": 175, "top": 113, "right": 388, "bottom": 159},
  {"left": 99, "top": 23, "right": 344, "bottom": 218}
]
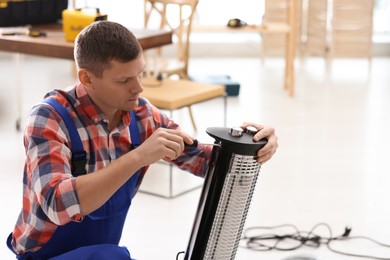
[{"left": 141, "top": 99, "right": 213, "bottom": 177}]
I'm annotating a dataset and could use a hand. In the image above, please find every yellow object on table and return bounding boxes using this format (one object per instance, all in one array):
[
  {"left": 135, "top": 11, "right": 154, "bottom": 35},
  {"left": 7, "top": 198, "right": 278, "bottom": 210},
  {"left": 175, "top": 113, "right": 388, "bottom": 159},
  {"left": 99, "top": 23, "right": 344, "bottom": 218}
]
[{"left": 62, "top": 8, "right": 107, "bottom": 42}]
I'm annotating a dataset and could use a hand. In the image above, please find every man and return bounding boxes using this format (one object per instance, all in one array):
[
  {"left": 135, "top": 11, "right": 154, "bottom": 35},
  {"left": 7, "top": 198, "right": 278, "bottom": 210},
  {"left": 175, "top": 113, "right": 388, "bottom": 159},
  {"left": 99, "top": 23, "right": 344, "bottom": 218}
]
[{"left": 7, "top": 21, "right": 278, "bottom": 259}]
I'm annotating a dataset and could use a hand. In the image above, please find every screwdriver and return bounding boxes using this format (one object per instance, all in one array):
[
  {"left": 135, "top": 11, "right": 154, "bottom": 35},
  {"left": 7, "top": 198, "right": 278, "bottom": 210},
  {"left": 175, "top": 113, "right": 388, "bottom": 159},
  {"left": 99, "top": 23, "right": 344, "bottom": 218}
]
[
  {"left": 186, "top": 140, "right": 262, "bottom": 161},
  {"left": 185, "top": 139, "right": 221, "bottom": 148},
  {"left": 1, "top": 30, "right": 46, "bottom": 37}
]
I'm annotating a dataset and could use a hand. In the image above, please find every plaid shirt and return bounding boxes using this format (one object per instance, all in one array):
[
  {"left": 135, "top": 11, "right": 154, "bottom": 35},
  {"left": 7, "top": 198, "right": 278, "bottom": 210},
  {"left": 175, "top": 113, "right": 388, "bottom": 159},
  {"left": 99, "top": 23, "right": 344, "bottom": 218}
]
[{"left": 11, "top": 84, "right": 212, "bottom": 254}]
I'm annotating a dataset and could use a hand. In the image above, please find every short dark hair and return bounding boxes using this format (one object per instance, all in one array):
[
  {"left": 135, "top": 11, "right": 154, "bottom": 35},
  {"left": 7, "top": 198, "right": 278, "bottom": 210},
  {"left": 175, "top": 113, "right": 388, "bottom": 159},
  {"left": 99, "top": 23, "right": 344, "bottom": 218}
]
[{"left": 74, "top": 21, "right": 142, "bottom": 77}]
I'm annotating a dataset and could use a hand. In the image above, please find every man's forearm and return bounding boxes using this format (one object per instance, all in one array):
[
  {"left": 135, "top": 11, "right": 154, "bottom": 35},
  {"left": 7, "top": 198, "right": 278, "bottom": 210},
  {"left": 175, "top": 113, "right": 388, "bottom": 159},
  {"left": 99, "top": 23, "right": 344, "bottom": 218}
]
[{"left": 75, "top": 150, "right": 143, "bottom": 215}]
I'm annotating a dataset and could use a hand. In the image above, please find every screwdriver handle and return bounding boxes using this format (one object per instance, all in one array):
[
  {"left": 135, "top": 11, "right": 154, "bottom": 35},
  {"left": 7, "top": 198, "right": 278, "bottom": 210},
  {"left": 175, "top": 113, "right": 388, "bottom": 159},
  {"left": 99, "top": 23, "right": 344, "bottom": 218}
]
[{"left": 185, "top": 139, "right": 199, "bottom": 148}]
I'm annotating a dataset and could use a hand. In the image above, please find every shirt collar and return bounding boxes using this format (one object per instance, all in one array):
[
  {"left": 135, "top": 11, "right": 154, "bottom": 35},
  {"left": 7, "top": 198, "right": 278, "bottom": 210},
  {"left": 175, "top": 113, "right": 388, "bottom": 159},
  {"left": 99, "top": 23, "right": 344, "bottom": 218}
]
[{"left": 75, "top": 84, "right": 131, "bottom": 127}]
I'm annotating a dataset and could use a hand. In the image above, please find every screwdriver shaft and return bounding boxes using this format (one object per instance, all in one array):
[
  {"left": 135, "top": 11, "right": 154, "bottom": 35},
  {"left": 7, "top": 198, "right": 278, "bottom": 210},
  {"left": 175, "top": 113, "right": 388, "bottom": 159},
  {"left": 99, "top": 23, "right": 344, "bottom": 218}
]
[{"left": 185, "top": 139, "right": 220, "bottom": 148}]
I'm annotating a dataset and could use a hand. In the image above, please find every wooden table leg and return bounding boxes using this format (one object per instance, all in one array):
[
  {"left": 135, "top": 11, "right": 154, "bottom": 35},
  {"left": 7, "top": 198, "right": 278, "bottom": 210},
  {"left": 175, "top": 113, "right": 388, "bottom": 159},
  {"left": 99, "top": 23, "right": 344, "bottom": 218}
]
[
  {"left": 14, "top": 53, "right": 24, "bottom": 131},
  {"left": 285, "top": 0, "right": 297, "bottom": 97}
]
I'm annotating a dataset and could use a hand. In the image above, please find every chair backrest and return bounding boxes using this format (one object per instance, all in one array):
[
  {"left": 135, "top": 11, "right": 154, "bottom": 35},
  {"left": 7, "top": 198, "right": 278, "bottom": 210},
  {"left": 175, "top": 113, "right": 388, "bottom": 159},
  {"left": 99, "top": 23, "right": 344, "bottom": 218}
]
[
  {"left": 144, "top": 0, "right": 199, "bottom": 78},
  {"left": 330, "top": 0, "right": 374, "bottom": 58}
]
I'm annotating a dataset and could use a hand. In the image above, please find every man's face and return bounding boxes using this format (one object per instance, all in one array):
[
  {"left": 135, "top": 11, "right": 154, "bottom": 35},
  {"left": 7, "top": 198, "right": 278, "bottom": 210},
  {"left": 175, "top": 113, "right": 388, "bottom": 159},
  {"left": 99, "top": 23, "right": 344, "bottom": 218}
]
[{"left": 87, "top": 54, "right": 145, "bottom": 115}]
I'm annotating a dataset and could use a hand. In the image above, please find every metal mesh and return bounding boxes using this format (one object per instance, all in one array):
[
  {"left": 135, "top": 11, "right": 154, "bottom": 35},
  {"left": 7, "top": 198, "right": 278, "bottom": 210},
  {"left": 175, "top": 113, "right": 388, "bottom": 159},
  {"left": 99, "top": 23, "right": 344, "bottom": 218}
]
[{"left": 204, "top": 154, "right": 261, "bottom": 260}]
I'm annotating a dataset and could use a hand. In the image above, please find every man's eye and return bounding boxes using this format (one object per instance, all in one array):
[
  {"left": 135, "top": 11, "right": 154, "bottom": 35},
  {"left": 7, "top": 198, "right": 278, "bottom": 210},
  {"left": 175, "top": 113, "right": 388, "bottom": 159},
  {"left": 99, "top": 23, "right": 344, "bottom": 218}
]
[{"left": 119, "top": 79, "right": 129, "bottom": 84}]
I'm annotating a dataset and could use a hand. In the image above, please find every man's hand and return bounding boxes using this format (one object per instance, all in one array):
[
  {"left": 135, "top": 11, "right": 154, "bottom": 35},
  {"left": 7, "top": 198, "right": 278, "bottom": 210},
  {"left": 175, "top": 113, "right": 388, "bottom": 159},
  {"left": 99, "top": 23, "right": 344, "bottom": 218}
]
[
  {"left": 134, "top": 128, "right": 194, "bottom": 167},
  {"left": 242, "top": 122, "right": 278, "bottom": 164}
]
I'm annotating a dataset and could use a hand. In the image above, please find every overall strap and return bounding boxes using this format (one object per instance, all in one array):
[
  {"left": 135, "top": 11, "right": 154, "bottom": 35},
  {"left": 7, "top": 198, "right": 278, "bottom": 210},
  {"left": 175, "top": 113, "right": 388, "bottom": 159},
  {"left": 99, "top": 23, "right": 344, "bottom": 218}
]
[
  {"left": 129, "top": 111, "right": 141, "bottom": 146},
  {"left": 42, "top": 98, "right": 87, "bottom": 176},
  {"left": 43, "top": 98, "right": 141, "bottom": 175}
]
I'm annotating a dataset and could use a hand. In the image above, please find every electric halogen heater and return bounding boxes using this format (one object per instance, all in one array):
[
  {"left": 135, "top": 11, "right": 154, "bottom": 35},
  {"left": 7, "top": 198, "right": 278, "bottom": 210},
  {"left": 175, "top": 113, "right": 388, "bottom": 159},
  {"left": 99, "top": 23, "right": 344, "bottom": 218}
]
[{"left": 184, "top": 126, "right": 267, "bottom": 260}]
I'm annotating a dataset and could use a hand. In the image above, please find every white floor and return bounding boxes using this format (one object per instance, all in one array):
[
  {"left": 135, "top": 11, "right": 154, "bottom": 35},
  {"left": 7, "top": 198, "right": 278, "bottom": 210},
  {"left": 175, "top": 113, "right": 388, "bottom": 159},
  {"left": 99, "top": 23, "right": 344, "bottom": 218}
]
[{"left": 1, "top": 52, "right": 390, "bottom": 260}]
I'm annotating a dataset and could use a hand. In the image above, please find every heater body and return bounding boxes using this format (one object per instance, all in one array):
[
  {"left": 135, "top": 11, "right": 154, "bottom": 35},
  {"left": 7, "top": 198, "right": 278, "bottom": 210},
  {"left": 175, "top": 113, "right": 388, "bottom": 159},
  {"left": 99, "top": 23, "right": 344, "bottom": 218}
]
[{"left": 185, "top": 127, "right": 266, "bottom": 260}]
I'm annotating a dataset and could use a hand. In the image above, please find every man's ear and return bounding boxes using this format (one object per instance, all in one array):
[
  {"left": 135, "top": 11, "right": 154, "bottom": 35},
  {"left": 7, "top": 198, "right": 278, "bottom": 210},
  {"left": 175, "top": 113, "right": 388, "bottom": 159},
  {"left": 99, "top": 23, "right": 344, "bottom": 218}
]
[{"left": 78, "top": 69, "right": 93, "bottom": 88}]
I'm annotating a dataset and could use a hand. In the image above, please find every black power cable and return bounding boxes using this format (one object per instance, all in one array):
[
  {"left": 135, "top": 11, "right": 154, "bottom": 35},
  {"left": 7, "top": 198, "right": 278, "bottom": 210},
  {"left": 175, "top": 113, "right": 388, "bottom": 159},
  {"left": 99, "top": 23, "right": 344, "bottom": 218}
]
[
  {"left": 176, "top": 251, "right": 185, "bottom": 260},
  {"left": 240, "top": 223, "right": 390, "bottom": 259}
]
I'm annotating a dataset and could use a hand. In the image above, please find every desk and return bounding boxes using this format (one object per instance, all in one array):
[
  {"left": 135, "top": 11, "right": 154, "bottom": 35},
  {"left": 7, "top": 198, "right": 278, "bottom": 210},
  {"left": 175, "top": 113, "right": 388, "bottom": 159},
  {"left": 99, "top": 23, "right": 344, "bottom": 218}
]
[
  {"left": 0, "top": 23, "right": 173, "bottom": 130},
  {"left": 0, "top": 23, "right": 173, "bottom": 59}
]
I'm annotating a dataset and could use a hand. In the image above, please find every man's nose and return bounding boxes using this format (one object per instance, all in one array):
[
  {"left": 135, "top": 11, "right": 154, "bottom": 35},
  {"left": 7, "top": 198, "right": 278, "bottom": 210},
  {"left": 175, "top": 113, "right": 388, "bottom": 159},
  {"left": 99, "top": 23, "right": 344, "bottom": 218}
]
[{"left": 132, "top": 77, "right": 144, "bottom": 93}]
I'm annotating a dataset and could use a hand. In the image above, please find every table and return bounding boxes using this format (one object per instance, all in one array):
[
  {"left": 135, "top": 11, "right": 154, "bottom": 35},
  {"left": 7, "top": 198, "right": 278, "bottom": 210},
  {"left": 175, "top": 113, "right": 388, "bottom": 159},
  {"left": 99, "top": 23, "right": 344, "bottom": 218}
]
[
  {"left": 0, "top": 23, "right": 173, "bottom": 59},
  {"left": 0, "top": 23, "right": 173, "bottom": 130},
  {"left": 191, "top": 0, "right": 298, "bottom": 97}
]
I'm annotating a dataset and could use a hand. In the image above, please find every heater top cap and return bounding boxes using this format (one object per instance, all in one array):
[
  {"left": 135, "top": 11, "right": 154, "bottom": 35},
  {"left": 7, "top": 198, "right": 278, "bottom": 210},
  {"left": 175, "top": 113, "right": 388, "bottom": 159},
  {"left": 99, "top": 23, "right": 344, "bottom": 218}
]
[{"left": 206, "top": 127, "right": 267, "bottom": 155}]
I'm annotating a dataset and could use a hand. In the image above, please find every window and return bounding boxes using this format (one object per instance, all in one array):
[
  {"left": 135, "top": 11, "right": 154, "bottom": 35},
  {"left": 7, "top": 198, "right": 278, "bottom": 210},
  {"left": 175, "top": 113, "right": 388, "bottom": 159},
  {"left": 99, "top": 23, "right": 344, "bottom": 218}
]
[{"left": 373, "top": 0, "right": 390, "bottom": 40}]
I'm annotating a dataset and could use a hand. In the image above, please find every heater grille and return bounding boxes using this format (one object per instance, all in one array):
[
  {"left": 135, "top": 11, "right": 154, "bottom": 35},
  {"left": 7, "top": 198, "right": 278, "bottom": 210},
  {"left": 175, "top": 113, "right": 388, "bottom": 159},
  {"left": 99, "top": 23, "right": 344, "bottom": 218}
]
[{"left": 204, "top": 154, "right": 261, "bottom": 259}]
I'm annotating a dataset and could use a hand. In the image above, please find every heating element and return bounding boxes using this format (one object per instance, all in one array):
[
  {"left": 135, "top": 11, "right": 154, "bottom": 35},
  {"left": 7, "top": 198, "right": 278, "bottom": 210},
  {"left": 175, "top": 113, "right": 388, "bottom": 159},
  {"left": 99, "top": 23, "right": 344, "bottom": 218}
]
[{"left": 184, "top": 127, "right": 267, "bottom": 260}]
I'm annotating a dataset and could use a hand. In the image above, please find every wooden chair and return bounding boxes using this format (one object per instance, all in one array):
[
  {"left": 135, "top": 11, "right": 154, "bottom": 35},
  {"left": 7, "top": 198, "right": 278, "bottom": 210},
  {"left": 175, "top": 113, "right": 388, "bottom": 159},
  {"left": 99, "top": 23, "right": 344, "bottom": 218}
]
[
  {"left": 328, "top": 0, "right": 374, "bottom": 71},
  {"left": 143, "top": 0, "right": 208, "bottom": 131},
  {"left": 143, "top": 0, "right": 199, "bottom": 79},
  {"left": 305, "top": 0, "right": 329, "bottom": 57},
  {"left": 302, "top": 0, "right": 374, "bottom": 72},
  {"left": 261, "top": 0, "right": 302, "bottom": 63}
]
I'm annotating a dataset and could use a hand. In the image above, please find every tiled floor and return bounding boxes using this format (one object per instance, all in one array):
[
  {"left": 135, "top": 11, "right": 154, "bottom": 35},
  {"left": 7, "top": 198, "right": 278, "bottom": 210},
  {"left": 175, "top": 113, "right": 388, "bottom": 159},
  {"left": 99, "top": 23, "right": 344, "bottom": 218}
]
[{"left": 1, "top": 52, "right": 390, "bottom": 259}]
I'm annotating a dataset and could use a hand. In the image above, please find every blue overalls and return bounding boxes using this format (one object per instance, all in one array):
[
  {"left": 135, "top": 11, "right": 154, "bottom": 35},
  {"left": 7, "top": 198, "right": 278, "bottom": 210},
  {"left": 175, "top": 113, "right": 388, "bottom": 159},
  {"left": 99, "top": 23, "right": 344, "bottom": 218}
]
[{"left": 7, "top": 99, "right": 142, "bottom": 260}]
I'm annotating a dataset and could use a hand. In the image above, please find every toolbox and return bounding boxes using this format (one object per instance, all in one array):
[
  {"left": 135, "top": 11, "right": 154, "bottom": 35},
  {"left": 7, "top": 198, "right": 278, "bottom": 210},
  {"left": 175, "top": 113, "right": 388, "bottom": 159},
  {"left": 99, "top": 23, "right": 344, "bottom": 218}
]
[{"left": 62, "top": 8, "right": 107, "bottom": 42}]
